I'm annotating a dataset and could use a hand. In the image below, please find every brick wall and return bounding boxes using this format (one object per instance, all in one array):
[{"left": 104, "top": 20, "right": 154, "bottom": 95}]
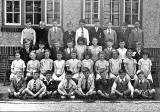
[
  {"left": 63, "top": 0, "right": 82, "bottom": 31},
  {"left": 143, "top": 0, "right": 160, "bottom": 48}
]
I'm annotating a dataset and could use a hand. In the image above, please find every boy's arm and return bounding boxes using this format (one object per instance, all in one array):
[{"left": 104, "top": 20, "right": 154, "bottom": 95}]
[
  {"left": 86, "top": 30, "right": 89, "bottom": 45},
  {"left": 114, "top": 31, "right": 117, "bottom": 47},
  {"left": 88, "top": 78, "right": 95, "bottom": 92},
  {"left": 77, "top": 78, "right": 84, "bottom": 94},
  {"left": 48, "top": 29, "right": 51, "bottom": 48},
  {"left": 35, "top": 81, "right": 46, "bottom": 96},
  {"left": 128, "top": 81, "right": 134, "bottom": 96},
  {"left": 58, "top": 81, "right": 66, "bottom": 95},
  {"left": 60, "top": 28, "right": 63, "bottom": 46},
  {"left": 21, "top": 30, "right": 24, "bottom": 45},
  {"left": 10, "top": 80, "right": 15, "bottom": 93},
  {"left": 19, "top": 79, "right": 26, "bottom": 93},
  {"left": 75, "top": 30, "right": 78, "bottom": 45},
  {"left": 11, "top": 62, "right": 15, "bottom": 74},
  {"left": 33, "top": 30, "right": 36, "bottom": 46}
]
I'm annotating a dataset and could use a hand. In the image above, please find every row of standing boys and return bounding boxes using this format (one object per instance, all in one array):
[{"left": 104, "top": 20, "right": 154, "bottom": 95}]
[{"left": 8, "top": 19, "right": 155, "bottom": 100}]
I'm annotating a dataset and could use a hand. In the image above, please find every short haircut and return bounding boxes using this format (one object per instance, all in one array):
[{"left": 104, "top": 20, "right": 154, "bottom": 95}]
[
  {"left": 137, "top": 70, "right": 144, "bottom": 76},
  {"left": 66, "top": 70, "right": 73, "bottom": 75},
  {"left": 15, "top": 50, "right": 20, "bottom": 56},
  {"left": 39, "top": 41, "right": 45, "bottom": 45},
  {"left": 66, "top": 38, "right": 74, "bottom": 44},
  {"left": 57, "top": 51, "right": 63, "bottom": 55},
  {"left": 77, "top": 37, "right": 85, "bottom": 44},
  {"left": 45, "top": 70, "right": 52, "bottom": 75},
  {"left": 142, "top": 51, "right": 150, "bottom": 57},
  {"left": 71, "top": 49, "right": 77, "bottom": 54},
  {"left": 82, "top": 67, "right": 90, "bottom": 73},
  {"left": 83, "top": 50, "right": 92, "bottom": 59},
  {"left": 79, "top": 19, "right": 85, "bottom": 24},
  {"left": 126, "top": 49, "right": 133, "bottom": 54},
  {"left": 119, "top": 69, "right": 126, "bottom": 74},
  {"left": 105, "top": 39, "right": 114, "bottom": 43},
  {"left": 98, "top": 51, "right": 105, "bottom": 57},
  {"left": 26, "top": 19, "right": 31, "bottom": 23},
  {"left": 111, "top": 49, "right": 119, "bottom": 57}
]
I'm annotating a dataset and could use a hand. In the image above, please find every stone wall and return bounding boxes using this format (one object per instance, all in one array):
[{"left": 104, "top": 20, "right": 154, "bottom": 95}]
[{"left": 143, "top": 0, "right": 160, "bottom": 48}]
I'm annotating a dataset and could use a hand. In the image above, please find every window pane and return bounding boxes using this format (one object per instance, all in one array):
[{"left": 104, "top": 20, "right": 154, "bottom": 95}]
[
  {"left": 46, "top": 0, "right": 53, "bottom": 24},
  {"left": 14, "top": 13, "right": 20, "bottom": 23},
  {"left": 85, "top": 2, "right": 91, "bottom": 12},
  {"left": 132, "top": 15, "right": 138, "bottom": 24},
  {"left": 26, "top": 13, "right": 33, "bottom": 24},
  {"left": 26, "top": 1, "right": 33, "bottom": 12},
  {"left": 125, "top": 14, "right": 131, "bottom": 24},
  {"left": 7, "top": 13, "right": 13, "bottom": 23},
  {"left": 93, "top": 2, "right": 98, "bottom": 13},
  {"left": 34, "top": 1, "right": 41, "bottom": 12},
  {"left": 14, "top": 1, "right": 20, "bottom": 12},
  {"left": 7, "top": 1, "right": 13, "bottom": 12},
  {"left": 34, "top": 13, "right": 41, "bottom": 24},
  {"left": 85, "top": 13, "right": 91, "bottom": 24}
]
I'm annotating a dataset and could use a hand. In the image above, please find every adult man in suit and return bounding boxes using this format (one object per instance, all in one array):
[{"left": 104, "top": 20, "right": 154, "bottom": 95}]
[
  {"left": 103, "top": 21, "right": 117, "bottom": 48},
  {"left": 48, "top": 19, "right": 63, "bottom": 48},
  {"left": 89, "top": 19, "right": 105, "bottom": 47},
  {"left": 128, "top": 21, "right": 144, "bottom": 49},
  {"left": 117, "top": 22, "right": 130, "bottom": 48}
]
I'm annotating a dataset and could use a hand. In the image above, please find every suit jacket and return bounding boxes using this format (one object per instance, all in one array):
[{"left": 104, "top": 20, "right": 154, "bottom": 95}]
[
  {"left": 10, "top": 77, "right": 26, "bottom": 93},
  {"left": 63, "top": 31, "right": 75, "bottom": 47},
  {"left": 43, "top": 79, "right": 55, "bottom": 91},
  {"left": 64, "top": 48, "right": 74, "bottom": 60},
  {"left": 50, "top": 47, "right": 64, "bottom": 61},
  {"left": 103, "top": 29, "right": 117, "bottom": 47},
  {"left": 134, "top": 79, "right": 151, "bottom": 91},
  {"left": 128, "top": 28, "right": 144, "bottom": 49},
  {"left": 117, "top": 28, "right": 130, "bottom": 47},
  {"left": 19, "top": 47, "right": 32, "bottom": 64},
  {"left": 48, "top": 27, "right": 63, "bottom": 47},
  {"left": 133, "top": 49, "right": 144, "bottom": 62},
  {"left": 103, "top": 48, "right": 115, "bottom": 61},
  {"left": 89, "top": 27, "right": 105, "bottom": 47}
]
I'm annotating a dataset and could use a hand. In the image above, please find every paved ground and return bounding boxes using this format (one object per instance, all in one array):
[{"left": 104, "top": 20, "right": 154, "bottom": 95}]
[{"left": 1, "top": 83, "right": 160, "bottom": 111}]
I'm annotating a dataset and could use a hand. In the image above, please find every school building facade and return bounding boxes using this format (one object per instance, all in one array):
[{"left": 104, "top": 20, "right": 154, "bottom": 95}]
[{"left": 0, "top": 0, "right": 160, "bottom": 82}]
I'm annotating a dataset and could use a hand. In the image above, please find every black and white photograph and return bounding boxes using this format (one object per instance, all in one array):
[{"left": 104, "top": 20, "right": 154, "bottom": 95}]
[{"left": 0, "top": 0, "right": 160, "bottom": 111}]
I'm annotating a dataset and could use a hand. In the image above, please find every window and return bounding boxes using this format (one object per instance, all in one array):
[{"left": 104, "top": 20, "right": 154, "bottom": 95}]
[
  {"left": 124, "top": 0, "right": 140, "bottom": 25},
  {"left": 103, "top": 0, "right": 120, "bottom": 26},
  {"left": 25, "top": 0, "right": 42, "bottom": 25},
  {"left": 45, "top": 0, "right": 62, "bottom": 25},
  {"left": 5, "top": 0, "right": 21, "bottom": 25},
  {"left": 83, "top": 0, "right": 100, "bottom": 25}
]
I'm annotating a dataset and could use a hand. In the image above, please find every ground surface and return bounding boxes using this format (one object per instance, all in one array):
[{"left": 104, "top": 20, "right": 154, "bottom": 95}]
[{"left": 1, "top": 83, "right": 160, "bottom": 111}]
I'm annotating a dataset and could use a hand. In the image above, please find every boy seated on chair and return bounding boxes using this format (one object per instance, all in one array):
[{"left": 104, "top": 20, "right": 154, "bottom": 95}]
[
  {"left": 75, "top": 67, "right": 96, "bottom": 99},
  {"left": 24, "top": 70, "right": 46, "bottom": 99},
  {"left": 134, "top": 70, "right": 156, "bottom": 99},
  {"left": 8, "top": 70, "right": 26, "bottom": 99},
  {"left": 43, "top": 70, "right": 57, "bottom": 98},
  {"left": 96, "top": 69, "right": 112, "bottom": 99},
  {"left": 58, "top": 70, "right": 77, "bottom": 99},
  {"left": 111, "top": 69, "right": 134, "bottom": 99}
]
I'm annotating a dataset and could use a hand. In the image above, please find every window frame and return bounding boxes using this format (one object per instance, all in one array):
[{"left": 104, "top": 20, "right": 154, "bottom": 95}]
[
  {"left": 44, "top": 0, "right": 62, "bottom": 26},
  {"left": 4, "top": 0, "right": 22, "bottom": 26},
  {"left": 83, "top": 0, "right": 101, "bottom": 26}
]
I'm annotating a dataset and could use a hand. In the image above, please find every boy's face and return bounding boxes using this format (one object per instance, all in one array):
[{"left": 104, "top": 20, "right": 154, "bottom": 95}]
[
  {"left": 119, "top": 72, "right": 126, "bottom": 79},
  {"left": 107, "top": 23, "right": 112, "bottom": 29},
  {"left": 39, "top": 22, "right": 45, "bottom": 29},
  {"left": 143, "top": 54, "right": 148, "bottom": 59},
  {"left": 57, "top": 53, "right": 62, "bottom": 60},
  {"left": 39, "top": 44, "right": 45, "bottom": 49},
  {"left": 106, "top": 41, "right": 113, "bottom": 48},
  {"left": 45, "top": 51, "right": 50, "bottom": 58},
  {"left": 83, "top": 71, "right": 90, "bottom": 78},
  {"left": 79, "top": 22, "right": 85, "bottom": 28},
  {"left": 138, "top": 74, "right": 145, "bottom": 80},
  {"left": 71, "top": 52, "right": 77, "bottom": 59},
  {"left": 99, "top": 53, "right": 105, "bottom": 60},
  {"left": 126, "top": 51, "right": 132, "bottom": 59},
  {"left": 54, "top": 42, "right": 60, "bottom": 48},
  {"left": 30, "top": 52, "right": 36, "bottom": 60},
  {"left": 24, "top": 43, "right": 30, "bottom": 48},
  {"left": 66, "top": 74, "right": 72, "bottom": 80},
  {"left": 26, "top": 22, "right": 31, "bottom": 28},
  {"left": 53, "top": 21, "right": 58, "bottom": 27},
  {"left": 33, "top": 72, "right": 39, "bottom": 80},
  {"left": 94, "top": 22, "right": 100, "bottom": 27},
  {"left": 67, "top": 42, "right": 73, "bottom": 48},
  {"left": 100, "top": 71, "right": 106, "bottom": 79},
  {"left": 122, "top": 25, "right": 127, "bottom": 31},
  {"left": 92, "top": 38, "right": 98, "bottom": 45},
  {"left": 112, "top": 51, "right": 118, "bottom": 59},
  {"left": 15, "top": 53, "right": 20, "bottom": 60},
  {"left": 46, "top": 74, "right": 52, "bottom": 80},
  {"left": 135, "top": 22, "right": 140, "bottom": 28},
  {"left": 78, "top": 40, "right": 84, "bottom": 45},
  {"left": 16, "top": 71, "right": 23, "bottom": 79},
  {"left": 119, "top": 42, "right": 125, "bottom": 48}
]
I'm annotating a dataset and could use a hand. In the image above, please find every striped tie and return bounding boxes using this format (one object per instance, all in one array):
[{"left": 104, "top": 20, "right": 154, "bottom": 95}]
[{"left": 33, "top": 80, "right": 36, "bottom": 93}]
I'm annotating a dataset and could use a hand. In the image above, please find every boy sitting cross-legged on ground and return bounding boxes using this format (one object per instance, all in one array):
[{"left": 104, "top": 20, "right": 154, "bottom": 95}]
[
  {"left": 58, "top": 70, "right": 77, "bottom": 99},
  {"left": 96, "top": 69, "right": 112, "bottom": 99},
  {"left": 111, "top": 69, "right": 134, "bottom": 99},
  {"left": 134, "top": 70, "right": 156, "bottom": 99},
  {"left": 75, "top": 67, "right": 96, "bottom": 100},
  {"left": 43, "top": 70, "right": 57, "bottom": 98},
  {"left": 24, "top": 70, "right": 46, "bottom": 99},
  {"left": 8, "top": 70, "right": 26, "bottom": 99}
]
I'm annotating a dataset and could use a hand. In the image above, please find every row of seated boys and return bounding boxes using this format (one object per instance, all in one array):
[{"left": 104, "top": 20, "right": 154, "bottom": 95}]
[{"left": 8, "top": 67, "right": 155, "bottom": 100}]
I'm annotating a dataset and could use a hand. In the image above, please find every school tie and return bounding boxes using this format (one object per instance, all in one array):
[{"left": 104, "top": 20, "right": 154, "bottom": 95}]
[
  {"left": 140, "top": 80, "right": 142, "bottom": 84},
  {"left": 85, "top": 78, "right": 88, "bottom": 90},
  {"left": 33, "top": 80, "right": 36, "bottom": 93},
  {"left": 54, "top": 27, "right": 57, "bottom": 33},
  {"left": 81, "top": 28, "right": 84, "bottom": 37}
]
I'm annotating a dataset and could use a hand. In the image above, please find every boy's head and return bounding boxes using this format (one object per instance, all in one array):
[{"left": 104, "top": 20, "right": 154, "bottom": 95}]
[
  {"left": 54, "top": 41, "right": 61, "bottom": 48},
  {"left": 38, "top": 41, "right": 45, "bottom": 49},
  {"left": 119, "top": 40, "right": 125, "bottom": 48},
  {"left": 77, "top": 37, "right": 85, "bottom": 45},
  {"left": 16, "top": 70, "right": 23, "bottom": 79},
  {"left": 106, "top": 21, "right": 112, "bottom": 29},
  {"left": 142, "top": 52, "right": 149, "bottom": 59},
  {"left": 52, "top": 19, "right": 58, "bottom": 27},
  {"left": 56, "top": 51, "right": 63, "bottom": 60},
  {"left": 119, "top": 69, "right": 126, "bottom": 79},
  {"left": 44, "top": 49, "right": 50, "bottom": 58},
  {"left": 136, "top": 42, "right": 142, "bottom": 48},
  {"left": 30, "top": 51, "right": 36, "bottom": 60},
  {"left": 137, "top": 70, "right": 145, "bottom": 80},
  {"left": 126, "top": 49, "right": 133, "bottom": 59},
  {"left": 25, "top": 19, "right": 32, "bottom": 28},
  {"left": 99, "top": 69, "right": 107, "bottom": 79},
  {"left": 94, "top": 19, "right": 100, "bottom": 27},
  {"left": 15, "top": 50, "right": 21, "bottom": 60},
  {"left": 82, "top": 67, "right": 90, "bottom": 78},
  {"left": 71, "top": 50, "right": 77, "bottom": 59},
  {"left": 92, "top": 37, "right": 98, "bottom": 46},
  {"left": 65, "top": 70, "right": 73, "bottom": 80},
  {"left": 106, "top": 39, "right": 113, "bottom": 48},
  {"left": 121, "top": 22, "right": 127, "bottom": 30},
  {"left": 39, "top": 21, "right": 46, "bottom": 29},
  {"left": 24, "top": 42, "right": 30, "bottom": 48},
  {"left": 45, "top": 70, "right": 52, "bottom": 81},
  {"left": 84, "top": 50, "right": 92, "bottom": 59},
  {"left": 67, "top": 39, "right": 74, "bottom": 48},
  {"left": 134, "top": 21, "right": 140, "bottom": 28},
  {"left": 112, "top": 50, "right": 119, "bottom": 59},
  {"left": 79, "top": 19, "right": 85, "bottom": 28},
  {"left": 33, "top": 70, "right": 40, "bottom": 80}
]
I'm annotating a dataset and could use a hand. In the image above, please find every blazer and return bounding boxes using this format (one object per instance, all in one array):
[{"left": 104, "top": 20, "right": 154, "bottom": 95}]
[
  {"left": 19, "top": 47, "right": 32, "bottom": 64},
  {"left": 48, "top": 27, "right": 63, "bottom": 47},
  {"left": 89, "top": 27, "right": 105, "bottom": 46},
  {"left": 103, "top": 29, "right": 117, "bottom": 47},
  {"left": 128, "top": 28, "right": 144, "bottom": 49},
  {"left": 10, "top": 77, "right": 26, "bottom": 93},
  {"left": 63, "top": 31, "right": 75, "bottom": 47}
]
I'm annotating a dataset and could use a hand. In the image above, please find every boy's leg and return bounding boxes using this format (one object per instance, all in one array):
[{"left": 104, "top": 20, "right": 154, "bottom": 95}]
[
  {"left": 123, "top": 89, "right": 131, "bottom": 98},
  {"left": 8, "top": 89, "right": 15, "bottom": 98},
  {"left": 149, "top": 89, "right": 156, "bottom": 98},
  {"left": 24, "top": 88, "right": 35, "bottom": 97}
]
